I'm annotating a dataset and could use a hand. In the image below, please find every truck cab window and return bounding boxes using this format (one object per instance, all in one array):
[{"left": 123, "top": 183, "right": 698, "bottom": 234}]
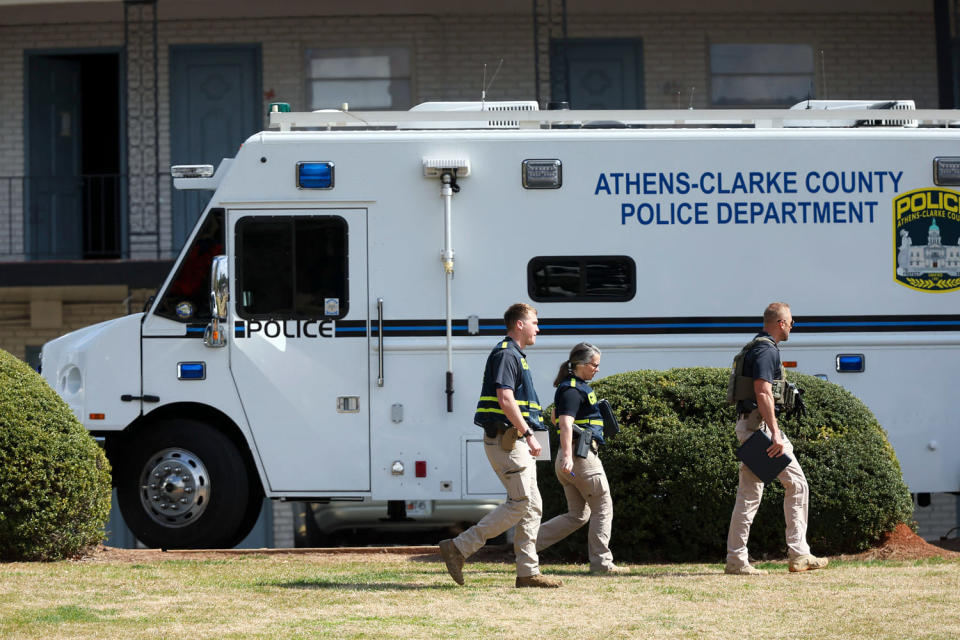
[
  {"left": 153, "top": 208, "right": 225, "bottom": 322},
  {"left": 528, "top": 255, "right": 635, "bottom": 302},
  {"left": 237, "top": 216, "right": 349, "bottom": 320}
]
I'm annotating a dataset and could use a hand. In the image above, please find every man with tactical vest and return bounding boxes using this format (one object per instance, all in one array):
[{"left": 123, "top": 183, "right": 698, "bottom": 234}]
[
  {"left": 438, "top": 303, "right": 561, "bottom": 588},
  {"left": 725, "top": 302, "right": 829, "bottom": 575}
]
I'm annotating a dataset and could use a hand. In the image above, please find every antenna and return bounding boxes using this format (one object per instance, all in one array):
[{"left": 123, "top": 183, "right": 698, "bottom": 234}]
[
  {"left": 819, "top": 49, "right": 828, "bottom": 100},
  {"left": 481, "top": 64, "right": 485, "bottom": 109},
  {"left": 481, "top": 58, "right": 504, "bottom": 108}
]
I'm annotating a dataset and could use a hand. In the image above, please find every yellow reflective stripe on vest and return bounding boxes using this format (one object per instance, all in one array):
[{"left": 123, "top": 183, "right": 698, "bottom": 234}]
[
  {"left": 478, "top": 396, "right": 541, "bottom": 411},
  {"left": 574, "top": 418, "right": 605, "bottom": 426},
  {"left": 476, "top": 408, "right": 532, "bottom": 417}
]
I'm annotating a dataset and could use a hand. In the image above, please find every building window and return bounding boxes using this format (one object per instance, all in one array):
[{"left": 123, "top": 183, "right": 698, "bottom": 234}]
[
  {"left": 528, "top": 256, "right": 636, "bottom": 302},
  {"left": 306, "top": 47, "right": 411, "bottom": 110},
  {"left": 236, "top": 216, "right": 349, "bottom": 320},
  {"left": 710, "top": 44, "right": 814, "bottom": 107}
]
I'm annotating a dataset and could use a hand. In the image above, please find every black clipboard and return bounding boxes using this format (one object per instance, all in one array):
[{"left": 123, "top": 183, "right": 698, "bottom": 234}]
[
  {"left": 736, "top": 429, "right": 792, "bottom": 484},
  {"left": 598, "top": 399, "right": 620, "bottom": 439}
]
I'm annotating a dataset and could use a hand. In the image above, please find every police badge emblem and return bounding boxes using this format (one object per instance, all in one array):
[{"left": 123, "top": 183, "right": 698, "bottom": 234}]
[
  {"left": 175, "top": 301, "right": 194, "bottom": 319},
  {"left": 324, "top": 298, "right": 340, "bottom": 316},
  {"left": 893, "top": 188, "right": 960, "bottom": 292}
]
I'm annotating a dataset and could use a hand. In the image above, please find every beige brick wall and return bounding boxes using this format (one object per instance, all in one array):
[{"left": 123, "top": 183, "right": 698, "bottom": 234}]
[
  {"left": 0, "top": 287, "right": 153, "bottom": 363},
  {"left": 913, "top": 493, "right": 960, "bottom": 541},
  {"left": 0, "top": 6, "right": 941, "bottom": 261},
  {"left": 565, "top": 11, "right": 937, "bottom": 109}
]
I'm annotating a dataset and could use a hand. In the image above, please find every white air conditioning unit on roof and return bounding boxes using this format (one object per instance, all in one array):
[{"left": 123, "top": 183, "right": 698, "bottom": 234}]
[
  {"left": 786, "top": 100, "right": 917, "bottom": 128},
  {"left": 407, "top": 101, "right": 539, "bottom": 129}
]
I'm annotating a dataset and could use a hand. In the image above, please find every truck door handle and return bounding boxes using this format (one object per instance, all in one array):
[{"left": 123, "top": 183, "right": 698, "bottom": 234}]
[
  {"left": 377, "top": 297, "right": 384, "bottom": 387},
  {"left": 121, "top": 394, "right": 159, "bottom": 403}
]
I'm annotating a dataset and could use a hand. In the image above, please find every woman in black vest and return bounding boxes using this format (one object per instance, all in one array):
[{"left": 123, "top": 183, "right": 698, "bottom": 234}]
[{"left": 535, "top": 342, "right": 627, "bottom": 574}]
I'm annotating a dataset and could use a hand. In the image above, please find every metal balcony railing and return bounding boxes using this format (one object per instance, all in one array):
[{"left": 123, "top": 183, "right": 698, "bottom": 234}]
[{"left": 0, "top": 173, "right": 165, "bottom": 261}]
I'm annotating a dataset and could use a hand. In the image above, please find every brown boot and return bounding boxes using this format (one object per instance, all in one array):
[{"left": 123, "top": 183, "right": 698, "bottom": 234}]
[
  {"left": 516, "top": 574, "right": 563, "bottom": 588},
  {"left": 789, "top": 554, "right": 828, "bottom": 573},
  {"left": 438, "top": 539, "right": 465, "bottom": 585},
  {"left": 590, "top": 564, "right": 630, "bottom": 575},
  {"left": 724, "top": 563, "right": 767, "bottom": 575}
]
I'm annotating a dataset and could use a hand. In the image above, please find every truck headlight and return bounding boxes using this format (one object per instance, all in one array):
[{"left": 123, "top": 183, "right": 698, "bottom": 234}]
[{"left": 60, "top": 365, "right": 82, "bottom": 395}]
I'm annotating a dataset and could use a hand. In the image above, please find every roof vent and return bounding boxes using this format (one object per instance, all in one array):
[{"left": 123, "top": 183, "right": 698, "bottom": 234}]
[
  {"left": 786, "top": 100, "right": 917, "bottom": 128},
  {"left": 408, "top": 101, "right": 539, "bottom": 129}
]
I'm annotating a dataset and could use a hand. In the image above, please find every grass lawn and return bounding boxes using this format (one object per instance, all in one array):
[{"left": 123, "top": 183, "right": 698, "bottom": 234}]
[{"left": 1, "top": 549, "right": 958, "bottom": 639}]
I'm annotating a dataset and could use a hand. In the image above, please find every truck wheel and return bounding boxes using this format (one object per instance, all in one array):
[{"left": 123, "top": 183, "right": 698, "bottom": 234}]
[{"left": 116, "top": 419, "right": 256, "bottom": 549}]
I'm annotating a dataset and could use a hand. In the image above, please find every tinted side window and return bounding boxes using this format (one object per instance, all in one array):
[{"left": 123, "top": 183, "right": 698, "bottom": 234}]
[
  {"left": 528, "top": 256, "right": 635, "bottom": 302},
  {"left": 154, "top": 208, "right": 225, "bottom": 323},
  {"left": 295, "top": 218, "right": 348, "bottom": 317},
  {"left": 238, "top": 218, "right": 293, "bottom": 316},
  {"left": 237, "top": 216, "right": 349, "bottom": 320}
]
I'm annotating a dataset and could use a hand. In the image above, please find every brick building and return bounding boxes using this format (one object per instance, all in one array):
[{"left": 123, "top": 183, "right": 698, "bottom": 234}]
[
  {"left": 1, "top": 0, "right": 957, "bottom": 545},
  {"left": 1, "top": 0, "right": 955, "bottom": 361}
]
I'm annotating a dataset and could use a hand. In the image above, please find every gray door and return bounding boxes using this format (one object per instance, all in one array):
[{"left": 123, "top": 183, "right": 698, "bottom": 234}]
[
  {"left": 170, "top": 46, "right": 260, "bottom": 252},
  {"left": 550, "top": 40, "right": 644, "bottom": 109},
  {"left": 28, "top": 56, "right": 83, "bottom": 259}
]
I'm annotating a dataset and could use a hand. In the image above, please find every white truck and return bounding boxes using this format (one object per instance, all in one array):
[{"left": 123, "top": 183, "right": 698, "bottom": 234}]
[{"left": 42, "top": 100, "right": 960, "bottom": 548}]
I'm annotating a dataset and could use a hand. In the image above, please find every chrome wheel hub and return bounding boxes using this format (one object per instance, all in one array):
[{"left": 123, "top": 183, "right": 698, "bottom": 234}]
[{"left": 138, "top": 448, "right": 210, "bottom": 527}]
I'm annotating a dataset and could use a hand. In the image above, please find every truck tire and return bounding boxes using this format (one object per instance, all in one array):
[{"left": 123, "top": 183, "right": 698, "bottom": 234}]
[{"left": 116, "top": 419, "right": 256, "bottom": 549}]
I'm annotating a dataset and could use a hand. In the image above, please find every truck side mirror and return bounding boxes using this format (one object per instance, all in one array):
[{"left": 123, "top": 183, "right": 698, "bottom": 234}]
[{"left": 203, "top": 255, "right": 229, "bottom": 348}]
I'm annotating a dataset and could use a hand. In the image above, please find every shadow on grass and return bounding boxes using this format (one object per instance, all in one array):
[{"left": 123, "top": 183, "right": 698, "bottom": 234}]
[
  {"left": 268, "top": 579, "right": 454, "bottom": 591},
  {"left": 407, "top": 546, "right": 514, "bottom": 564},
  {"left": 541, "top": 567, "right": 720, "bottom": 578},
  {"left": 411, "top": 549, "right": 723, "bottom": 578}
]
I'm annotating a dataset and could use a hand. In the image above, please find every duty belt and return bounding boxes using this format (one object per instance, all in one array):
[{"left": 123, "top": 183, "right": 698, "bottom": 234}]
[
  {"left": 572, "top": 429, "right": 600, "bottom": 451},
  {"left": 483, "top": 422, "right": 512, "bottom": 438}
]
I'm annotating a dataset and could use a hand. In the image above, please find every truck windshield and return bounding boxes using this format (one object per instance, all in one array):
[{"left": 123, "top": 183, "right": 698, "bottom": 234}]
[{"left": 153, "top": 208, "right": 225, "bottom": 322}]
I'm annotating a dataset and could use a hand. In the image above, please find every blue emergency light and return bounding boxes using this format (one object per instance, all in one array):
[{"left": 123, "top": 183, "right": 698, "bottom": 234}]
[
  {"left": 297, "top": 162, "right": 334, "bottom": 189},
  {"left": 835, "top": 354, "right": 865, "bottom": 373},
  {"left": 178, "top": 362, "right": 206, "bottom": 380}
]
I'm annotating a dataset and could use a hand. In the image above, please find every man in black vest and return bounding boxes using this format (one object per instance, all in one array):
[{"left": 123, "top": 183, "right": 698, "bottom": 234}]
[
  {"left": 725, "top": 302, "right": 828, "bottom": 575},
  {"left": 438, "top": 303, "right": 561, "bottom": 588}
]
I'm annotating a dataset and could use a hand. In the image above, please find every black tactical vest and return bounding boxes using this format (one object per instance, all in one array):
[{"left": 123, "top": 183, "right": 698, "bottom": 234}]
[
  {"left": 726, "top": 334, "right": 791, "bottom": 411},
  {"left": 474, "top": 338, "right": 544, "bottom": 430},
  {"left": 555, "top": 376, "right": 605, "bottom": 444}
]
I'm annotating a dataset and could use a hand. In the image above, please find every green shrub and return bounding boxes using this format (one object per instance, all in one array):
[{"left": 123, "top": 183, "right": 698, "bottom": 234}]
[
  {"left": 0, "top": 349, "right": 111, "bottom": 561},
  {"left": 537, "top": 367, "right": 913, "bottom": 562}
]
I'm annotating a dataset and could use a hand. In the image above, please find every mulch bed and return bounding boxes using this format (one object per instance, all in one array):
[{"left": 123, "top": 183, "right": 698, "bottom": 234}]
[{"left": 843, "top": 523, "right": 960, "bottom": 561}]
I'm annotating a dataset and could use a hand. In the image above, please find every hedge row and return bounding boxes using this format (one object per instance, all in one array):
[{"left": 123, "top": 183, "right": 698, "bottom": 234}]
[{"left": 537, "top": 368, "right": 913, "bottom": 562}]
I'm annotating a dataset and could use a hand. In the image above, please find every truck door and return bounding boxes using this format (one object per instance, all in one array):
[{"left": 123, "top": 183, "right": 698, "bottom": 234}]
[{"left": 228, "top": 210, "right": 370, "bottom": 493}]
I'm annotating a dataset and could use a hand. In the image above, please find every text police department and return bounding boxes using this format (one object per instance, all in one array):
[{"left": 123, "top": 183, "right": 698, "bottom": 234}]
[{"left": 595, "top": 170, "right": 904, "bottom": 226}]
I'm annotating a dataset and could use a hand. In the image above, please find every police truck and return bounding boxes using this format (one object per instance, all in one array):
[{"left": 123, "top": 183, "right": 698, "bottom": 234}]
[{"left": 41, "top": 100, "right": 960, "bottom": 548}]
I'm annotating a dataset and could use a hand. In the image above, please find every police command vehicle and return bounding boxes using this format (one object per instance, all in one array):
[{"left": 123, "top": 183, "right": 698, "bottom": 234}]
[{"left": 41, "top": 100, "right": 960, "bottom": 548}]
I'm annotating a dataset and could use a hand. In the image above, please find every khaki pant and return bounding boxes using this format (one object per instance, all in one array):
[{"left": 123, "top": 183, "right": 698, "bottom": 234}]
[
  {"left": 536, "top": 447, "right": 615, "bottom": 571},
  {"left": 452, "top": 431, "right": 542, "bottom": 577},
  {"left": 726, "top": 410, "right": 811, "bottom": 568}
]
